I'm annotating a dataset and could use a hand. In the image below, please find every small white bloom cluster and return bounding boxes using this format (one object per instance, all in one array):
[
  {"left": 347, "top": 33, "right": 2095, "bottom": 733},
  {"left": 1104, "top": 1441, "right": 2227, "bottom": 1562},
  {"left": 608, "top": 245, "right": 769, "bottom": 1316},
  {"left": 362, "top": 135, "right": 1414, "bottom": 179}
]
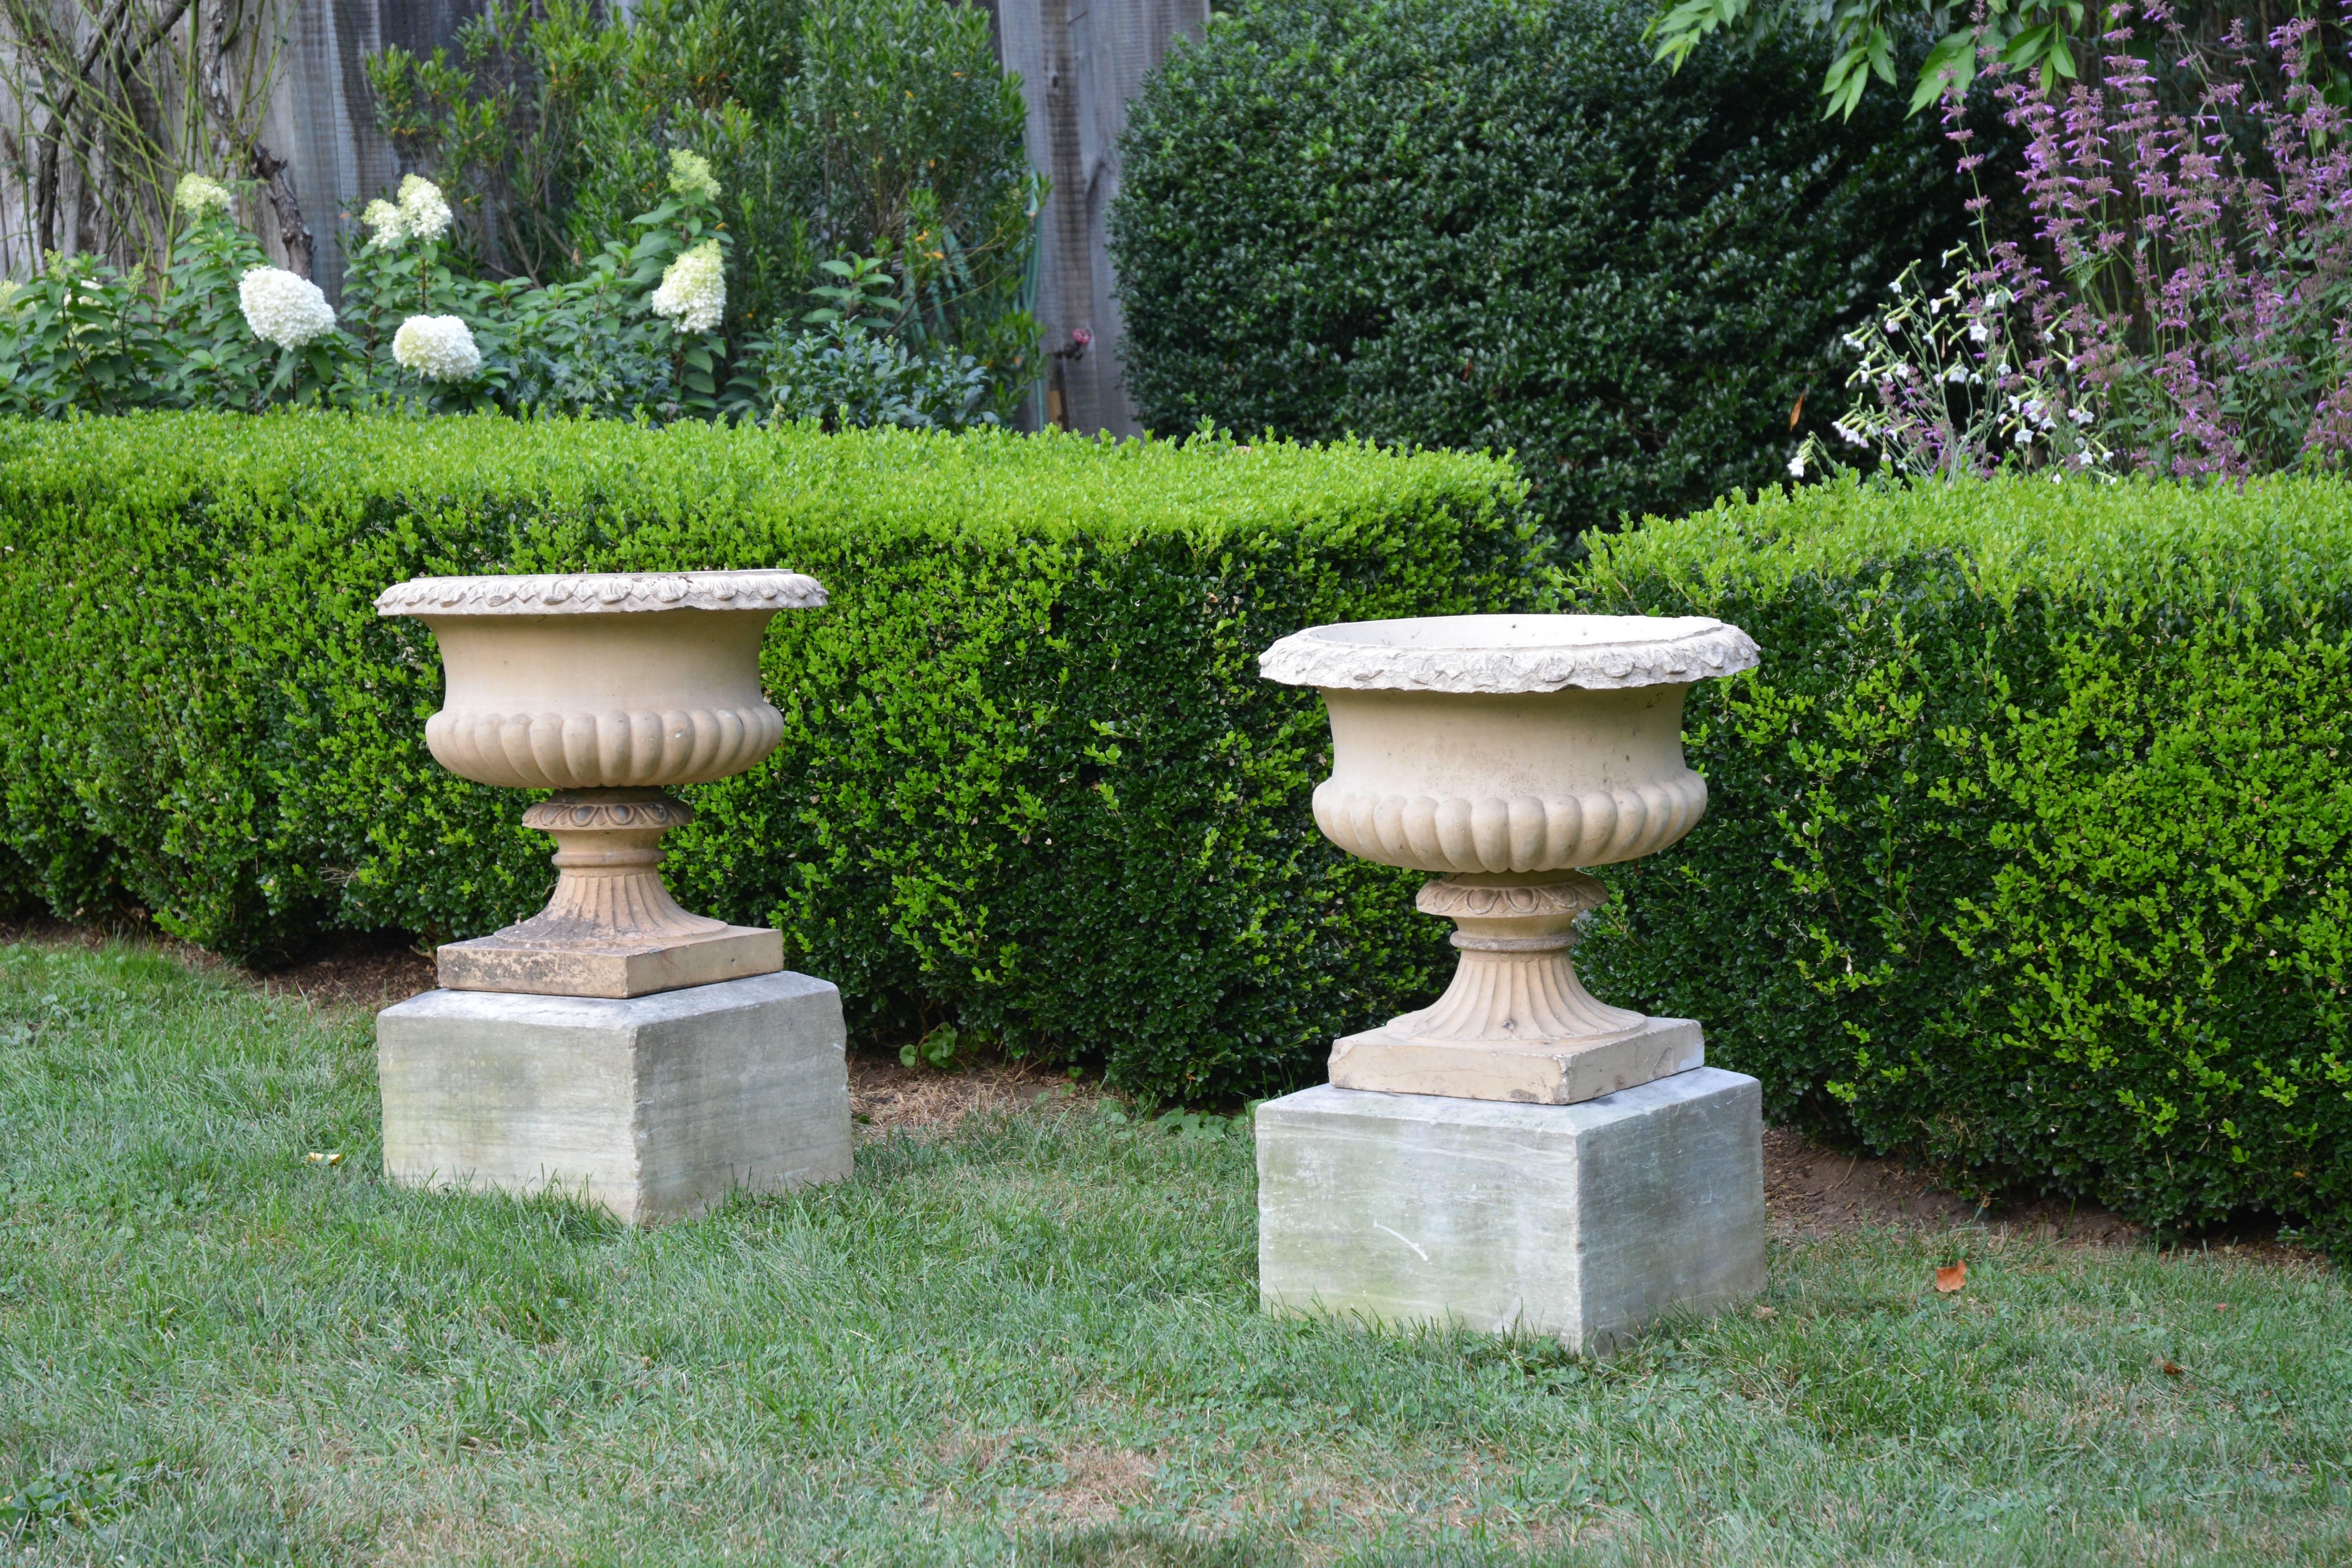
[
  {"left": 669, "top": 148, "right": 720, "bottom": 202},
  {"left": 238, "top": 266, "right": 338, "bottom": 349},
  {"left": 651, "top": 240, "right": 725, "bottom": 334},
  {"left": 400, "top": 174, "right": 453, "bottom": 242},
  {"left": 173, "top": 172, "right": 234, "bottom": 218},
  {"left": 360, "top": 198, "right": 405, "bottom": 245},
  {"left": 363, "top": 175, "right": 454, "bottom": 247},
  {"left": 392, "top": 314, "right": 481, "bottom": 382}
]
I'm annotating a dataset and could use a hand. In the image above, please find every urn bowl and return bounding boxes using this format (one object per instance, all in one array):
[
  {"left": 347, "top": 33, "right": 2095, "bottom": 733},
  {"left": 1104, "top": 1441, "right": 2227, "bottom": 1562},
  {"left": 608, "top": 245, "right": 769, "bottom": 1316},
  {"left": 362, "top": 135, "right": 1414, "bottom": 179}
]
[
  {"left": 1258, "top": 613, "right": 1760, "bottom": 875},
  {"left": 376, "top": 569, "right": 826, "bottom": 791}
]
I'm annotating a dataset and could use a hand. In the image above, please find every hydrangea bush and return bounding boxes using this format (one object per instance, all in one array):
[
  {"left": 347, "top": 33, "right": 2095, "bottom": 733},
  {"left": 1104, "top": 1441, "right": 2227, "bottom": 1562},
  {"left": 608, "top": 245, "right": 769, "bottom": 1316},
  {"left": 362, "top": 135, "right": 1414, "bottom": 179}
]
[{"left": 0, "top": 152, "right": 1010, "bottom": 430}]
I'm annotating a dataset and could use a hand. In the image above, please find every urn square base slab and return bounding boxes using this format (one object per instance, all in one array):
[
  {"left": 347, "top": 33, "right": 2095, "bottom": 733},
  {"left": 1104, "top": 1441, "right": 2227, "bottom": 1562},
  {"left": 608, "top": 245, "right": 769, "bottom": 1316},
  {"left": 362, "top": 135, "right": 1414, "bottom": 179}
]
[
  {"left": 436, "top": 923, "right": 782, "bottom": 999},
  {"left": 375, "top": 970, "right": 850, "bottom": 1223},
  {"left": 1328, "top": 1014, "right": 1704, "bottom": 1105},
  {"left": 1255, "top": 1068, "right": 1764, "bottom": 1354}
]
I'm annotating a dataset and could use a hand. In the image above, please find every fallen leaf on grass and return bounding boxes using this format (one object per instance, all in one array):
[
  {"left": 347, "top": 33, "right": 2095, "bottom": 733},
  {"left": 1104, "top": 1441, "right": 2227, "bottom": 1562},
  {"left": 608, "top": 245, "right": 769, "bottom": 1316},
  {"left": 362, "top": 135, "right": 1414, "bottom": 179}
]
[
  {"left": 1751, "top": 1305, "right": 1777, "bottom": 1319},
  {"left": 2161, "top": 1359, "right": 2185, "bottom": 1378},
  {"left": 1934, "top": 1261, "right": 1967, "bottom": 1294}
]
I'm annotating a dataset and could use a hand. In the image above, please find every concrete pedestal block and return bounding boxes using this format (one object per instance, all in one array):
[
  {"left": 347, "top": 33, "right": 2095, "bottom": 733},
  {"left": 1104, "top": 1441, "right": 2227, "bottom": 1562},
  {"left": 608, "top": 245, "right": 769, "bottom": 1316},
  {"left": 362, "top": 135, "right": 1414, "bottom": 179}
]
[
  {"left": 1255, "top": 1067, "right": 1764, "bottom": 1353},
  {"left": 376, "top": 970, "right": 851, "bottom": 1223}
]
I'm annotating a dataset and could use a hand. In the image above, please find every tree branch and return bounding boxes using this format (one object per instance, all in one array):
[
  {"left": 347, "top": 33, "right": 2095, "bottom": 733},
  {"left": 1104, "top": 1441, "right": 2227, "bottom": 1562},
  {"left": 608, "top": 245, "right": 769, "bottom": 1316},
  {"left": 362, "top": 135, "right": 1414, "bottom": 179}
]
[{"left": 196, "top": 0, "right": 308, "bottom": 274}]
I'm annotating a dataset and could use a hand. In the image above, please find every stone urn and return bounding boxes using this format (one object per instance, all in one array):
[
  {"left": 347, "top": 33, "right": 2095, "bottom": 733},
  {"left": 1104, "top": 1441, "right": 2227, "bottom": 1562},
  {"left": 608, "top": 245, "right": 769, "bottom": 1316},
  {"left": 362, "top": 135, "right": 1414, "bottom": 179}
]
[
  {"left": 1259, "top": 613, "right": 1759, "bottom": 1103},
  {"left": 376, "top": 569, "right": 825, "bottom": 998}
]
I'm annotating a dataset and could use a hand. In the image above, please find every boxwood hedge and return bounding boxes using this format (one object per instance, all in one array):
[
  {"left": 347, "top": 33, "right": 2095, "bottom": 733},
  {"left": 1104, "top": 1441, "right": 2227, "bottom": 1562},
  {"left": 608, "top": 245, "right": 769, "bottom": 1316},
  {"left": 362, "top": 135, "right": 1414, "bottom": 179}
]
[
  {"left": 1573, "top": 475, "right": 2352, "bottom": 1249},
  {"left": 0, "top": 412, "right": 1546, "bottom": 1099}
]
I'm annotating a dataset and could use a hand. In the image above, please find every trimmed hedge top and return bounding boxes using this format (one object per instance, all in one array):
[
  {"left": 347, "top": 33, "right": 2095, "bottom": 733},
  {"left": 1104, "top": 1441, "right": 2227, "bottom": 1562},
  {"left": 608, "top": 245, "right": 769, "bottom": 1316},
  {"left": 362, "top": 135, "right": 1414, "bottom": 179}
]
[
  {"left": 0, "top": 411, "right": 1514, "bottom": 544},
  {"left": 1586, "top": 473, "right": 2352, "bottom": 601}
]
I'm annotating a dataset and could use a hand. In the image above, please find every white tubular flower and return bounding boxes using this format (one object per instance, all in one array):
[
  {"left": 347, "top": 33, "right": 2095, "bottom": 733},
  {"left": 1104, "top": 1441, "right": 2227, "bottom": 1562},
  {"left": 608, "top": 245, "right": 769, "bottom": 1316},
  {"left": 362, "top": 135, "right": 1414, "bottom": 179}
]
[
  {"left": 392, "top": 314, "right": 482, "bottom": 382},
  {"left": 361, "top": 199, "right": 408, "bottom": 246},
  {"left": 173, "top": 173, "right": 234, "bottom": 218},
  {"left": 651, "top": 240, "right": 726, "bottom": 334},
  {"left": 397, "top": 174, "right": 453, "bottom": 243},
  {"left": 668, "top": 148, "right": 721, "bottom": 202},
  {"left": 1787, "top": 451, "right": 1807, "bottom": 479},
  {"left": 238, "top": 266, "right": 338, "bottom": 349}
]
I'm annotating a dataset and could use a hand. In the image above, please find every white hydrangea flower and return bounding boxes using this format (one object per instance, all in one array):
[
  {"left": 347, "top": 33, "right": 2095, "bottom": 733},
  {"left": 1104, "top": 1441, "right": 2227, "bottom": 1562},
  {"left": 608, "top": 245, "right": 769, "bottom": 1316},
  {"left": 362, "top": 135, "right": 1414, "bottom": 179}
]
[
  {"left": 650, "top": 240, "right": 725, "bottom": 334},
  {"left": 238, "top": 266, "right": 338, "bottom": 349},
  {"left": 397, "top": 174, "right": 452, "bottom": 244},
  {"left": 392, "top": 314, "right": 481, "bottom": 382},
  {"left": 669, "top": 148, "right": 720, "bottom": 202},
  {"left": 173, "top": 173, "right": 233, "bottom": 218},
  {"left": 361, "top": 198, "right": 408, "bottom": 246}
]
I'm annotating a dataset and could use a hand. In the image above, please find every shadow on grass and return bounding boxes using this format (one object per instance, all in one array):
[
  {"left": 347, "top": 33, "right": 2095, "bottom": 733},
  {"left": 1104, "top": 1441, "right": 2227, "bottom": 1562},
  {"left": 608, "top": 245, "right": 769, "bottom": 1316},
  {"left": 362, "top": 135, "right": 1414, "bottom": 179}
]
[{"left": 1011, "top": 1524, "right": 1294, "bottom": 1566}]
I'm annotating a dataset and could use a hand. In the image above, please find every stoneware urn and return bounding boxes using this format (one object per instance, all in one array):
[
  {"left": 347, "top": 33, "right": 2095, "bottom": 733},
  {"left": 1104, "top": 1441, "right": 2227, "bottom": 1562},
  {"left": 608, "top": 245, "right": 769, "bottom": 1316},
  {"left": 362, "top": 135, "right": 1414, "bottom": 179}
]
[
  {"left": 1259, "top": 613, "right": 1760, "bottom": 1104},
  {"left": 376, "top": 568, "right": 825, "bottom": 998}
]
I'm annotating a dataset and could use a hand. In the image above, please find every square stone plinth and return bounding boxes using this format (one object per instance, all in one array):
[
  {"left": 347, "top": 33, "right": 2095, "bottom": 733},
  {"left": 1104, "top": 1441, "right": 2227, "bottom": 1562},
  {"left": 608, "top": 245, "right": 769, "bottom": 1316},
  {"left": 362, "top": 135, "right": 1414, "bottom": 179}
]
[
  {"left": 376, "top": 970, "right": 850, "bottom": 1223},
  {"left": 436, "top": 923, "right": 782, "bottom": 999},
  {"left": 1328, "top": 1015, "right": 1704, "bottom": 1105},
  {"left": 1256, "top": 1068, "right": 1764, "bottom": 1354}
]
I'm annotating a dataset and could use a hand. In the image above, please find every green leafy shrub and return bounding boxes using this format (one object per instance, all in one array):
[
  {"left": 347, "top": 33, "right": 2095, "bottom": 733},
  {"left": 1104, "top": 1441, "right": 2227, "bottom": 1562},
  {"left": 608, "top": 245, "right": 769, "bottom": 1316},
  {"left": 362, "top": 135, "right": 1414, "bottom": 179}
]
[
  {"left": 0, "top": 163, "right": 1005, "bottom": 431},
  {"left": 1572, "top": 474, "right": 2352, "bottom": 1249},
  {"left": 1109, "top": 0, "right": 1973, "bottom": 538},
  {"left": 0, "top": 413, "right": 1544, "bottom": 1099},
  {"left": 368, "top": 0, "right": 1039, "bottom": 387}
]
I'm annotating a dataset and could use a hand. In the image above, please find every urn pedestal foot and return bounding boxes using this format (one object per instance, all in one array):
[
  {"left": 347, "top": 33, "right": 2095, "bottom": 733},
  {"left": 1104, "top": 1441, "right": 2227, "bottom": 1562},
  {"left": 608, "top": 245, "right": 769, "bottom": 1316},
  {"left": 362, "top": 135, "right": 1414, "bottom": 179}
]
[
  {"left": 1329, "top": 871, "right": 1704, "bottom": 1105},
  {"left": 436, "top": 789, "right": 783, "bottom": 1000},
  {"left": 376, "top": 971, "right": 850, "bottom": 1224},
  {"left": 1255, "top": 1069, "right": 1766, "bottom": 1355}
]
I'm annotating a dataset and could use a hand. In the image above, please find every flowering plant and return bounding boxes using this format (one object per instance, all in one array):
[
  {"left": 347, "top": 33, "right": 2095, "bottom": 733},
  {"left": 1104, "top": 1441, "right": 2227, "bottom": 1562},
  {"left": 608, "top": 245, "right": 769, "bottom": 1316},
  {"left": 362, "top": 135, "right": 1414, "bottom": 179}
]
[
  {"left": 1812, "top": 6, "right": 2352, "bottom": 483},
  {"left": 0, "top": 145, "right": 1024, "bottom": 426},
  {"left": 651, "top": 241, "right": 726, "bottom": 334},
  {"left": 238, "top": 267, "right": 338, "bottom": 350},
  {"left": 392, "top": 315, "right": 482, "bottom": 382}
]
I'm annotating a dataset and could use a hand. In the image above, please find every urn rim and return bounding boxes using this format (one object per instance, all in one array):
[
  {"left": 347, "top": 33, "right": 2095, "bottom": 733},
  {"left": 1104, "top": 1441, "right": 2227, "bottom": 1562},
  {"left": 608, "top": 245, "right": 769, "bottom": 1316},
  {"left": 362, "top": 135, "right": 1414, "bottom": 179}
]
[
  {"left": 1257, "top": 613, "right": 1759, "bottom": 695},
  {"left": 376, "top": 568, "right": 826, "bottom": 618}
]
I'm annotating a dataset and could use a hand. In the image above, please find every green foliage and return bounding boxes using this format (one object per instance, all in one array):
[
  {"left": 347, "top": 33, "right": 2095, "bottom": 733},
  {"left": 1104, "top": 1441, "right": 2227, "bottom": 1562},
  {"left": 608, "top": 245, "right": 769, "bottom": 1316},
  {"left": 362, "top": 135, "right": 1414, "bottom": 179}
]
[
  {"left": 0, "top": 172, "right": 1005, "bottom": 431},
  {"left": 1572, "top": 474, "right": 2352, "bottom": 1250},
  {"left": 1109, "top": 0, "right": 1973, "bottom": 540},
  {"left": 0, "top": 413, "right": 1541, "bottom": 1100},
  {"left": 367, "top": 0, "right": 1040, "bottom": 387}
]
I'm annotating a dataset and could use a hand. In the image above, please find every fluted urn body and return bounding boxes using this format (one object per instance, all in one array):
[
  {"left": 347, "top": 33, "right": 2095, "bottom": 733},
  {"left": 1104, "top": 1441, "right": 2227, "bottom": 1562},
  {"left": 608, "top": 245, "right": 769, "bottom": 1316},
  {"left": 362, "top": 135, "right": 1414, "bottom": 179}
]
[
  {"left": 377, "top": 569, "right": 825, "bottom": 998},
  {"left": 1259, "top": 613, "right": 1759, "bottom": 1104}
]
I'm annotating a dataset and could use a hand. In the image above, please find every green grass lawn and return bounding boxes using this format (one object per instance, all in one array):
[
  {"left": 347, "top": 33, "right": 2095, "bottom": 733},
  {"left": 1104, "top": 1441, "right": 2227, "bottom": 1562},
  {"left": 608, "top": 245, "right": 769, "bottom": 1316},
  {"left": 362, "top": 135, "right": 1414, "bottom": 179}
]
[{"left": 2, "top": 939, "right": 2348, "bottom": 1566}]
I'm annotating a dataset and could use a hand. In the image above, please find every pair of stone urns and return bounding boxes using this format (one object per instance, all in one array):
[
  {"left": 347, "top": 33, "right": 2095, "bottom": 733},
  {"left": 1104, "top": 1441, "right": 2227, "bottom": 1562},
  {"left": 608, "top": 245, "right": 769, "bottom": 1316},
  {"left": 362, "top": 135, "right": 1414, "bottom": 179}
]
[{"left": 376, "top": 569, "right": 1765, "bottom": 1352}]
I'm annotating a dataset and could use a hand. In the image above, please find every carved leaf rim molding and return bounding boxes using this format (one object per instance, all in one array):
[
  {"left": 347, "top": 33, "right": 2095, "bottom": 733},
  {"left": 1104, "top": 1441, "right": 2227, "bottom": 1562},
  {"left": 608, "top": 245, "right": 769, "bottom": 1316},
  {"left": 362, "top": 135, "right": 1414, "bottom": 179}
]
[
  {"left": 376, "top": 570, "right": 826, "bottom": 617},
  {"left": 1258, "top": 616, "right": 1760, "bottom": 693}
]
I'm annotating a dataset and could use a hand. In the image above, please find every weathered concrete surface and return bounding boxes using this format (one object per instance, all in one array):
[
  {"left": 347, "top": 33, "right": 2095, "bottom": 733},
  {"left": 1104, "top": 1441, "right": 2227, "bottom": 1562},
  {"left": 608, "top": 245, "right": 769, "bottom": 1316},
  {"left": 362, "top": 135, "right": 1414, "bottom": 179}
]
[
  {"left": 1256, "top": 1068, "right": 1764, "bottom": 1354},
  {"left": 376, "top": 970, "right": 850, "bottom": 1223}
]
